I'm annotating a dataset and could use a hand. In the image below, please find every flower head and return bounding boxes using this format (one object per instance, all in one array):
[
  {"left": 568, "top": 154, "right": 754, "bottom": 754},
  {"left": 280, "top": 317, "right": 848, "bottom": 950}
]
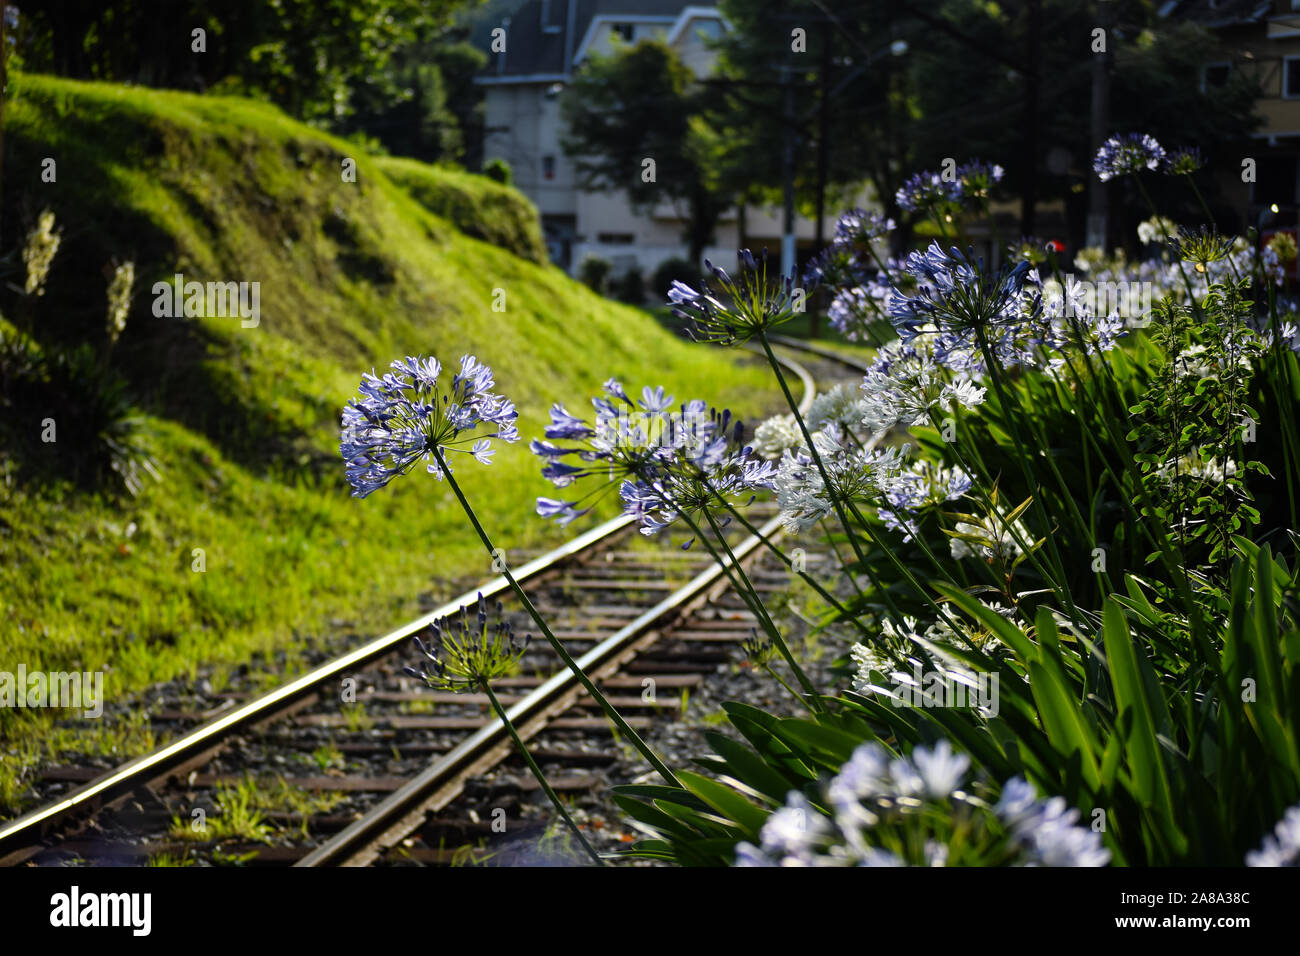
[
  {"left": 535, "top": 383, "right": 772, "bottom": 531},
  {"left": 738, "top": 742, "right": 1110, "bottom": 867},
  {"left": 955, "top": 160, "right": 1004, "bottom": 204},
  {"left": 1246, "top": 803, "right": 1300, "bottom": 866},
  {"left": 106, "top": 261, "right": 135, "bottom": 346},
  {"left": 668, "top": 249, "right": 802, "bottom": 345},
  {"left": 1094, "top": 133, "right": 1165, "bottom": 181},
  {"left": 751, "top": 413, "right": 802, "bottom": 460},
  {"left": 1171, "top": 226, "right": 1235, "bottom": 267},
  {"left": 1163, "top": 146, "right": 1205, "bottom": 176},
  {"left": 405, "top": 593, "right": 530, "bottom": 691},
  {"left": 23, "top": 209, "right": 61, "bottom": 297},
  {"left": 887, "top": 243, "right": 1042, "bottom": 368},
  {"left": 774, "top": 431, "right": 906, "bottom": 533},
  {"left": 878, "top": 458, "right": 972, "bottom": 541},
  {"left": 341, "top": 354, "right": 519, "bottom": 497},
  {"left": 896, "top": 170, "right": 960, "bottom": 214}
]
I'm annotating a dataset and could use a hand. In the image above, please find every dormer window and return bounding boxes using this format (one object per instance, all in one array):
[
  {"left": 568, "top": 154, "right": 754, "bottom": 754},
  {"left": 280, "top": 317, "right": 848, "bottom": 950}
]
[{"left": 612, "top": 23, "right": 634, "bottom": 43}]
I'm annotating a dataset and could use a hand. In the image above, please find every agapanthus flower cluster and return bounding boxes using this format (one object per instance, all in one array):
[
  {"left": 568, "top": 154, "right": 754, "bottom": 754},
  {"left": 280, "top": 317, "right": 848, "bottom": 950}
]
[
  {"left": 405, "top": 593, "right": 530, "bottom": 691},
  {"left": 1246, "top": 803, "right": 1300, "bottom": 866},
  {"left": 773, "top": 428, "right": 906, "bottom": 533},
  {"left": 1007, "top": 236, "right": 1052, "bottom": 265},
  {"left": 859, "top": 336, "right": 987, "bottom": 435},
  {"left": 833, "top": 208, "right": 896, "bottom": 247},
  {"left": 1137, "top": 215, "right": 1178, "bottom": 246},
  {"left": 895, "top": 170, "right": 957, "bottom": 214},
  {"left": 887, "top": 242, "right": 1044, "bottom": 371},
  {"left": 1163, "top": 145, "right": 1205, "bottom": 176},
  {"left": 1037, "top": 275, "right": 1126, "bottom": 363},
  {"left": 949, "top": 508, "right": 1034, "bottom": 562},
  {"left": 895, "top": 162, "right": 1003, "bottom": 215},
  {"left": 341, "top": 355, "right": 519, "bottom": 497},
  {"left": 878, "top": 458, "right": 972, "bottom": 541},
  {"left": 955, "top": 160, "right": 1005, "bottom": 203},
  {"left": 668, "top": 249, "right": 801, "bottom": 345},
  {"left": 805, "top": 384, "right": 869, "bottom": 433},
  {"left": 106, "top": 261, "right": 135, "bottom": 346},
  {"left": 751, "top": 413, "right": 801, "bottom": 460},
  {"left": 805, "top": 209, "right": 896, "bottom": 295},
  {"left": 535, "top": 381, "right": 773, "bottom": 533},
  {"left": 618, "top": 405, "right": 777, "bottom": 536},
  {"left": 1156, "top": 451, "right": 1239, "bottom": 486},
  {"left": 1094, "top": 133, "right": 1165, "bottom": 182},
  {"left": 735, "top": 741, "right": 1110, "bottom": 867},
  {"left": 850, "top": 607, "right": 1009, "bottom": 703}
]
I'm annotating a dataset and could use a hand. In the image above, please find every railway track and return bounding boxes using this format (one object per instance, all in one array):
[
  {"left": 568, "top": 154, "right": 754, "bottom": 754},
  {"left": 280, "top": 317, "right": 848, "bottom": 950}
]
[{"left": 0, "top": 340, "right": 872, "bottom": 867}]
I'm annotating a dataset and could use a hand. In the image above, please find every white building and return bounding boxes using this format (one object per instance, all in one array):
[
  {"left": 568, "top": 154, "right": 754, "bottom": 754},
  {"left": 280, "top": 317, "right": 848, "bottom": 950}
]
[{"left": 473, "top": 0, "right": 820, "bottom": 278}]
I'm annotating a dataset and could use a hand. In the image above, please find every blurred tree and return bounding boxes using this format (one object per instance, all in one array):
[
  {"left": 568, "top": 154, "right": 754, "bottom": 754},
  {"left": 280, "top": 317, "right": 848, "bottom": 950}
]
[
  {"left": 16, "top": 0, "right": 480, "bottom": 153},
  {"left": 560, "top": 39, "right": 731, "bottom": 268}
]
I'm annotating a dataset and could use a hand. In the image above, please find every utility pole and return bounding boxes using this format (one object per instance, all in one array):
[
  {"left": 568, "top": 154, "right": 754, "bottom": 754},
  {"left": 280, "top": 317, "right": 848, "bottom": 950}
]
[
  {"left": 1021, "top": 0, "right": 1042, "bottom": 236},
  {"left": 781, "top": 58, "right": 797, "bottom": 281},
  {"left": 1086, "top": 0, "right": 1114, "bottom": 249},
  {"left": 810, "top": 32, "right": 832, "bottom": 339}
]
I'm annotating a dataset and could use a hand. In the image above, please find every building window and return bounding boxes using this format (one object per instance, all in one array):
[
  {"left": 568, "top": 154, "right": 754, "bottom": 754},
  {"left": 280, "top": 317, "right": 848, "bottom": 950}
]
[
  {"left": 542, "top": 155, "right": 555, "bottom": 180},
  {"left": 1286, "top": 57, "right": 1300, "bottom": 99},
  {"left": 1201, "top": 62, "right": 1230, "bottom": 91},
  {"left": 612, "top": 22, "right": 634, "bottom": 43},
  {"left": 596, "top": 232, "right": 636, "bottom": 245}
]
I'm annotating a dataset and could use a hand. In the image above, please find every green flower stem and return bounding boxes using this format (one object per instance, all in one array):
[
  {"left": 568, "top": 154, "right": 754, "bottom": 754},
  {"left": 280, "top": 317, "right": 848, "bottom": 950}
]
[
  {"left": 921, "top": 406, "right": 1068, "bottom": 602},
  {"left": 971, "top": 325, "right": 1085, "bottom": 629},
  {"left": 699, "top": 506, "right": 823, "bottom": 708},
  {"left": 756, "top": 332, "right": 872, "bottom": 570},
  {"left": 762, "top": 662, "right": 817, "bottom": 715},
  {"left": 434, "top": 449, "right": 681, "bottom": 788},
  {"left": 713, "top": 493, "right": 874, "bottom": 640},
  {"left": 480, "top": 680, "right": 604, "bottom": 866}
]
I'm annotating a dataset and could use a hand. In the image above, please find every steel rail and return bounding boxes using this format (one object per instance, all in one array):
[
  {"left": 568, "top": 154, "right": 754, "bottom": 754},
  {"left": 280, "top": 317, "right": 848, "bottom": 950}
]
[
  {"left": 0, "top": 515, "right": 633, "bottom": 861},
  {"left": 0, "top": 347, "right": 821, "bottom": 864}
]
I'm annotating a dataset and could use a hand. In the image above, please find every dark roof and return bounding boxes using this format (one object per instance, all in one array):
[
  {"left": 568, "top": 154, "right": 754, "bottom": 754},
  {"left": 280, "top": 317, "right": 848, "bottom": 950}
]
[
  {"left": 1162, "top": 0, "right": 1274, "bottom": 29},
  {"left": 472, "top": 0, "right": 702, "bottom": 79}
]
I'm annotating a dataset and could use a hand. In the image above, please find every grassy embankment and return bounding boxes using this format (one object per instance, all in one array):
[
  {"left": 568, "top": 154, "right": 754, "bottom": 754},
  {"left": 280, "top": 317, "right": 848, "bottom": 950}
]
[{"left": 0, "top": 75, "right": 771, "bottom": 812}]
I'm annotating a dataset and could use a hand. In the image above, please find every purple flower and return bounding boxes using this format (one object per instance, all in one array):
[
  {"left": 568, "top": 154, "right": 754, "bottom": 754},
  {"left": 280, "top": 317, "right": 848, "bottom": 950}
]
[
  {"left": 340, "top": 354, "right": 518, "bottom": 497},
  {"left": 534, "top": 384, "right": 772, "bottom": 534},
  {"left": 1094, "top": 133, "right": 1165, "bottom": 182},
  {"left": 896, "top": 170, "right": 960, "bottom": 213},
  {"left": 668, "top": 249, "right": 802, "bottom": 345}
]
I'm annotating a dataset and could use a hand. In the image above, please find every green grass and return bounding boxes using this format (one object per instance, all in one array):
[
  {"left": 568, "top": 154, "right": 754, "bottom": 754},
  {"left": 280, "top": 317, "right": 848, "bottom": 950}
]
[
  {"left": 373, "top": 156, "right": 548, "bottom": 264},
  {"left": 0, "top": 73, "right": 769, "bottom": 815}
]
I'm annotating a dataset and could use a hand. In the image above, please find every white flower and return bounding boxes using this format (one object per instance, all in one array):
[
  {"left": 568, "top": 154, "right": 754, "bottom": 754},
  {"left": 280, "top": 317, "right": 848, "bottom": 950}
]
[
  {"left": 752, "top": 413, "right": 801, "bottom": 460},
  {"left": 759, "top": 791, "right": 829, "bottom": 864},
  {"left": 773, "top": 435, "right": 906, "bottom": 534},
  {"left": 1157, "top": 452, "right": 1238, "bottom": 486},
  {"left": 850, "top": 642, "right": 891, "bottom": 695},
  {"left": 941, "top": 378, "right": 987, "bottom": 410},
  {"left": 950, "top": 514, "right": 1031, "bottom": 561},
  {"left": 1137, "top": 216, "right": 1177, "bottom": 245},
  {"left": 995, "top": 777, "right": 1111, "bottom": 867},
  {"left": 1246, "top": 804, "right": 1300, "bottom": 867},
  {"left": 807, "top": 384, "right": 870, "bottom": 433},
  {"left": 911, "top": 740, "right": 970, "bottom": 800}
]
